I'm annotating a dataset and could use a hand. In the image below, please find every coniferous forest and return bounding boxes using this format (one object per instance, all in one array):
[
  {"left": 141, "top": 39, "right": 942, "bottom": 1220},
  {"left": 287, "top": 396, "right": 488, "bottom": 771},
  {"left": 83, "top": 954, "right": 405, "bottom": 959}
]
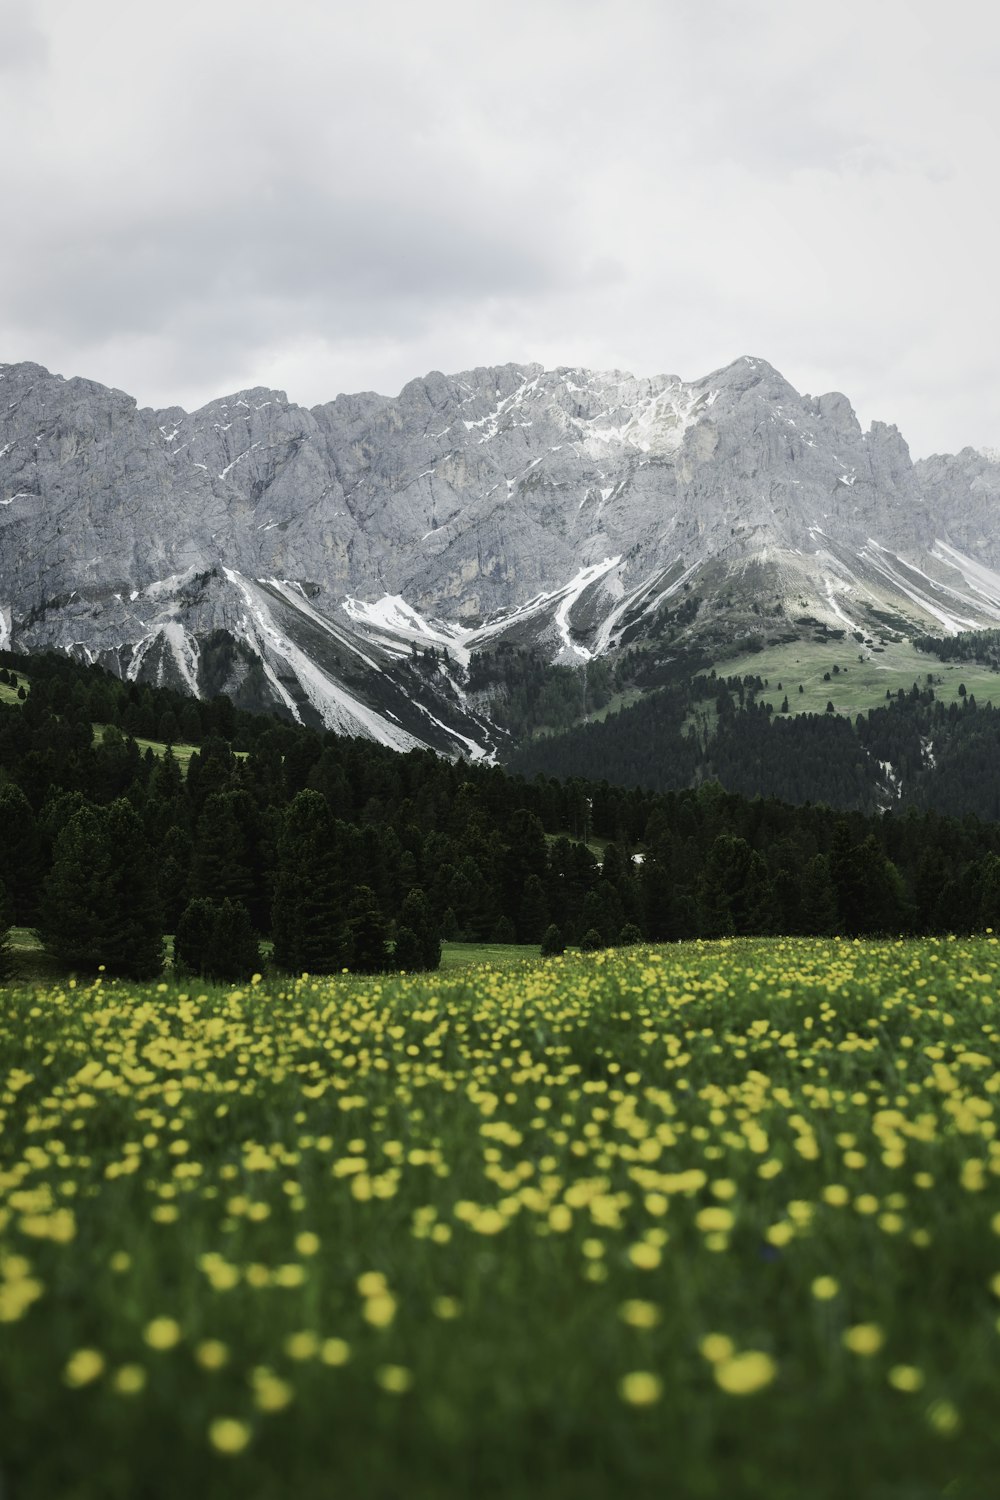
[{"left": 4, "top": 649, "right": 1000, "bottom": 983}]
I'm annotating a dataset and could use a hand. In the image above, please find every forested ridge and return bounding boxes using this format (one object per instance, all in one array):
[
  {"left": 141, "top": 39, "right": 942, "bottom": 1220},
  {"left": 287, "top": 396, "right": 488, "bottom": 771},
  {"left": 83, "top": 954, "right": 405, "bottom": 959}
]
[
  {"left": 508, "top": 668, "right": 1000, "bottom": 817},
  {"left": 3, "top": 649, "right": 1000, "bottom": 984}
]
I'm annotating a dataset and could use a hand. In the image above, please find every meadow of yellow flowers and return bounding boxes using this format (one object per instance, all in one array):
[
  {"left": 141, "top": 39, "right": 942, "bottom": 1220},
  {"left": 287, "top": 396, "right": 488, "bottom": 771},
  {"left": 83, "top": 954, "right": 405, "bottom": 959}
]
[{"left": 1, "top": 938, "right": 999, "bottom": 1499}]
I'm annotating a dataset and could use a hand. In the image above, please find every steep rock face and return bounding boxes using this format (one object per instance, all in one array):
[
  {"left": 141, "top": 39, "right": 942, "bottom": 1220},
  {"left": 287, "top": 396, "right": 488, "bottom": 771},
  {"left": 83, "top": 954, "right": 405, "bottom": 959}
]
[{"left": 2, "top": 353, "right": 999, "bottom": 753}]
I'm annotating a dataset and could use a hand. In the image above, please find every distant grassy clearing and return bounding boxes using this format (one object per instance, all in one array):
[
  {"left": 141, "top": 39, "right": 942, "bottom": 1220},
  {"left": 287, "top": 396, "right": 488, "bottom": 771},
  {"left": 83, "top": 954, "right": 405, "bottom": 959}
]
[
  {"left": 711, "top": 637, "right": 1000, "bottom": 717},
  {"left": 89, "top": 726, "right": 246, "bottom": 770},
  {"left": 439, "top": 941, "right": 541, "bottom": 969},
  {"left": 0, "top": 673, "right": 29, "bottom": 705},
  {"left": 6, "top": 929, "right": 539, "bottom": 983}
]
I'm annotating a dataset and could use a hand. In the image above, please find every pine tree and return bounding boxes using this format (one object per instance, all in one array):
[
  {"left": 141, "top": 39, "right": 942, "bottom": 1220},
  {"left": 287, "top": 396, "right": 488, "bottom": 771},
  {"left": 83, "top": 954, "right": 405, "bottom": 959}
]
[
  {"left": 36, "top": 800, "right": 163, "bottom": 978},
  {"left": 399, "top": 887, "right": 440, "bottom": 970},
  {"left": 0, "top": 783, "right": 45, "bottom": 924},
  {"left": 272, "top": 790, "right": 348, "bottom": 973},
  {"left": 100, "top": 800, "right": 164, "bottom": 978},
  {"left": 799, "top": 854, "right": 838, "bottom": 935},
  {"left": 393, "top": 925, "right": 422, "bottom": 970},
  {"left": 190, "top": 792, "right": 257, "bottom": 911},
  {"left": 579, "top": 927, "right": 604, "bottom": 952},
  {"left": 175, "top": 897, "right": 261, "bottom": 982},
  {"left": 517, "top": 873, "right": 549, "bottom": 943},
  {"left": 347, "top": 885, "right": 389, "bottom": 974},
  {"left": 540, "top": 923, "right": 564, "bottom": 956},
  {"left": 158, "top": 825, "right": 193, "bottom": 932}
]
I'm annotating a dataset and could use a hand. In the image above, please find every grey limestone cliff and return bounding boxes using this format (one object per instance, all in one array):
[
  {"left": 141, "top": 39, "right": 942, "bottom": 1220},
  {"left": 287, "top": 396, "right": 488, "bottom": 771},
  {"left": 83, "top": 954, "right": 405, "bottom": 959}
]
[{"left": 2, "top": 353, "right": 998, "bottom": 753}]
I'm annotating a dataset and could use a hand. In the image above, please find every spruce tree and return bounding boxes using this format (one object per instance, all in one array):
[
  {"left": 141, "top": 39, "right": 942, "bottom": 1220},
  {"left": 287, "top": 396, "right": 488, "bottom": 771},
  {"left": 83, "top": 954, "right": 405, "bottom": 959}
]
[
  {"left": 517, "top": 873, "right": 549, "bottom": 943},
  {"left": 190, "top": 792, "right": 257, "bottom": 911},
  {"left": 272, "top": 790, "right": 348, "bottom": 973},
  {"left": 175, "top": 897, "right": 261, "bottom": 982},
  {"left": 492, "top": 915, "right": 517, "bottom": 944},
  {"left": 540, "top": 923, "right": 565, "bottom": 956},
  {"left": 36, "top": 800, "right": 163, "bottom": 979},
  {"left": 0, "top": 784, "right": 45, "bottom": 924},
  {"left": 399, "top": 887, "right": 441, "bottom": 970},
  {"left": 393, "top": 925, "right": 422, "bottom": 970},
  {"left": 173, "top": 897, "right": 215, "bottom": 979},
  {"left": 347, "top": 885, "right": 389, "bottom": 974}
]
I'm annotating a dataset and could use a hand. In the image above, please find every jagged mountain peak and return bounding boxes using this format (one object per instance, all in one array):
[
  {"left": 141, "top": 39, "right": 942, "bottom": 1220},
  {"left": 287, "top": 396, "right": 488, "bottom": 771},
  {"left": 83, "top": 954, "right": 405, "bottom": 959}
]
[{"left": 2, "top": 351, "right": 1000, "bottom": 757}]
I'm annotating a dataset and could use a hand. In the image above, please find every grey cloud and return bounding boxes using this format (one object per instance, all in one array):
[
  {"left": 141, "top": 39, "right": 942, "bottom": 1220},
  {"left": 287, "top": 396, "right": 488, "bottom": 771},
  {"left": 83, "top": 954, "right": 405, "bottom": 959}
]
[
  {"left": 2, "top": 0, "right": 999, "bottom": 458},
  {"left": 0, "top": 1, "right": 49, "bottom": 72}
]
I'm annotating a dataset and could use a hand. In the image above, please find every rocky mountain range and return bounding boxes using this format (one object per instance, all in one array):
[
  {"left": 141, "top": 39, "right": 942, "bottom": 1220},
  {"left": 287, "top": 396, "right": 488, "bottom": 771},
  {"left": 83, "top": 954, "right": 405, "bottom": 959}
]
[{"left": 2, "top": 353, "right": 1000, "bottom": 756}]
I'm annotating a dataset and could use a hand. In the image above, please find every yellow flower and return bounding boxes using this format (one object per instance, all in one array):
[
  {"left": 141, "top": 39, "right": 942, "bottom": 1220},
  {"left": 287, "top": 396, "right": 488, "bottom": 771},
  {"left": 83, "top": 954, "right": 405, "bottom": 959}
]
[
  {"left": 432, "top": 1296, "right": 461, "bottom": 1320},
  {"left": 627, "top": 1243, "right": 661, "bottom": 1271},
  {"left": 989, "top": 1272, "right": 1000, "bottom": 1300},
  {"left": 109, "top": 1251, "right": 131, "bottom": 1273},
  {"left": 695, "top": 1206, "right": 734, "bottom": 1233},
  {"left": 822, "top": 1185, "right": 849, "bottom": 1207},
  {"left": 272, "top": 1264, "right": 305, "bottom": 1288},
  {"left": 112, "top": 1364, "right": 146, "bottom": 1395},
  {"left": 842, "top": 1323, "right": 884, "bottom": 1356},
  {"left": 811, "top": 1276, "right": 839, "bottom": 1301},
  {"left": 320, "top": 1338, "right": 351, "bottom": 1366},
  {"left": 144, "top": 1317, "right": 182, "bottom": 1351},
  {"left": 196, "top": 1340, "right": 229, "bottom": 1371},
  {"left": 471, "top": 1208, "right": 507, "bottom": 1235},
  {"left": 710, "top": 1179, "right": 737, "bottom": 1200},
  {"left": 357, "top": 1271, "right": 388, "bottom": 1298},
  {"left": 925, "top": 1399, "right": 961, "bottom": 1435},
  {"left": 363, "top": 1293, "right": 397, "bottom": 1328},
  {"left": 618, "top": 1371, "right": 662, "bottom": 1406},
  {"left": 698, "top": 1333, "right": 736, "bottom": 1363},
  {"left": 887, "top": 1364, "right": 924, "bottom": 1392},
  {"left": 64, "top": 1348, "right": 105, "bottom": 1387},
  {"left": 284, "top": 1330, "right": 319, "bottom": 1361},
  {"left": 619, "top": 1299, "right": 660, "bottom": 1329},
  {"left": 713, "top": 1351, "right": 777, "bottom": 1395},
  {"left": 208, "top": 1417, "right": 252, "bottom": 1455},
  {"left": 375, "top": 1364, "right": 413, "bottom": 1394},
  {"left": 295, "top": 1231, "right": 320, "bottom": 1256},
  {"left": 251, "top": 1369, "right": 293, "bottom": 1412}
]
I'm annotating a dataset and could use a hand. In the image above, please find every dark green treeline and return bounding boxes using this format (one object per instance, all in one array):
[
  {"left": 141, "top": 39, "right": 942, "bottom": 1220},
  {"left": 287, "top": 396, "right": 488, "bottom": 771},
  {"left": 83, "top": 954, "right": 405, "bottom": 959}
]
[{"left": 3, "top": 650, "right": 1000, "bottom": 982}]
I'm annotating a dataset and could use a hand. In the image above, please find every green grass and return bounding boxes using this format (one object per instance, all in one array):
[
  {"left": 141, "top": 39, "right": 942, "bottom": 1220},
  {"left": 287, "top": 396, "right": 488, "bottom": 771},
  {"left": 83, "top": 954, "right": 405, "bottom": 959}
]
[
  {"left": 710, "top": 637, "right": 1000, "bottom": 717},
  {"left": 7, "top": 927, "right": 64, "bottom": 985},
  {"left": 6, "top": 929, "right": 535, "bottom": 983},
  {"left": 544, "top": 831, "right": 610, "bottom": 862},
  {"left": 584, "top": 687, "right": 644, "bottom": 724},
  {"left": 0, "top": 672, "right": 29, "bottom": 705},
  {"left": 1, "top": 938, "right": 999, "bottom": 1500},
  {"left": 91, "top": 724, "right": 202, "bottom": 768},
  {"left": 439, "top": 941, "right": 541, "bottom": 969},
  {"left": 90, "top": 726, "right": 248, "bottom": 771}
]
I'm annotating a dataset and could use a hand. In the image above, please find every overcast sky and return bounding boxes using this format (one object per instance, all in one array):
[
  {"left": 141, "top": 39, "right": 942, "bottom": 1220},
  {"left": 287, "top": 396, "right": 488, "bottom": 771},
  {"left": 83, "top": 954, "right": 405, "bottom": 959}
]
[{"left": 3, "top": 0, "right": 999, "bottom": 457}]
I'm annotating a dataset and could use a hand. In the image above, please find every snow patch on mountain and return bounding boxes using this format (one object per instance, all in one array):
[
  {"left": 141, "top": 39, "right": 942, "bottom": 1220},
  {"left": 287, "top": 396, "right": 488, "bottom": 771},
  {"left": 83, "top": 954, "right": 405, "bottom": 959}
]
[{"left": 554, "top": 557, "right": 622, "bottom": 660}]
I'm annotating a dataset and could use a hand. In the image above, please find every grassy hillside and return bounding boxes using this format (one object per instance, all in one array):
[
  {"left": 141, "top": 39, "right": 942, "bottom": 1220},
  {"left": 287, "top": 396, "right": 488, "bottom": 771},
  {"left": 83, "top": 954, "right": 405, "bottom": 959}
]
[
  {"left": 1, "top": 940, "right": 998, "bottom": 1500},
  {"left": 0, "top": 672, "right": 29, "bottom": 705},
  {"left": 710, "top": 637, "right": 1000, "bottom": 717}
]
